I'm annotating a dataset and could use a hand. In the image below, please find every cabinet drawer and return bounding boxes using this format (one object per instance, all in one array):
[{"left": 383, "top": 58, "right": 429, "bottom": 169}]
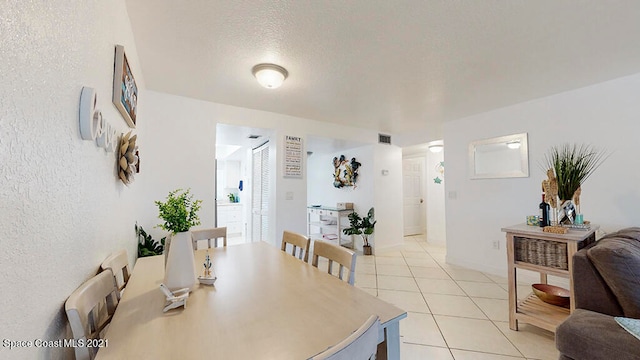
[
  {"left": 227, "top": 222, "right": 243, "bottom": 234},
  {"left": 227, "top": 211, "right": 242, "bottom": 222}
]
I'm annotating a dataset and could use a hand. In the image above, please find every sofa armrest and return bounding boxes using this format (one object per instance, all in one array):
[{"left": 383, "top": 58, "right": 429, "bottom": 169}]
[
  {"left": 556, "top": 309, "right": 640, "bottom": 360},
  {"left": 573, "top": 247, "right": 624, "bottom": 316}
]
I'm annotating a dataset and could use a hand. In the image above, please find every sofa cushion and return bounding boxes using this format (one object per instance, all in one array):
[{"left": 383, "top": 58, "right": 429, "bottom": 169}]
[
  {"left": 556, "top": 309, "right": 640, "bottom": 360},
  {"left": 587, "top": 235, "right": 640, "bottom": 318}
]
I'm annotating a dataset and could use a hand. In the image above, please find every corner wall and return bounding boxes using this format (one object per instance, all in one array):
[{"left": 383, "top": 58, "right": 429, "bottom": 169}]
[
  {"left": 444, "top": 72, "right": 640, "bottom": 276},
  {"left": 374, "top": 144, "right": 405, "bottom": 251},
  {"left": 0, "top": 2, "right": 144, "bottom": 358},
  {"left": 426, "top": 150, "right": 446, "bottom": 244}
]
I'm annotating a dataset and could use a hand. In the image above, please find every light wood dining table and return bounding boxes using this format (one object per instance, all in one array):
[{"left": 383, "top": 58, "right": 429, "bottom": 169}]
[{"left": 95, "top": 242, "right": 406, "bottom": 360}]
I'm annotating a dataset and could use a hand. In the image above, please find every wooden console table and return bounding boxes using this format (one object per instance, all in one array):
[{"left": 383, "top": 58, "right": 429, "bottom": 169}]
[{"left": 502, "top": 223, "right": 597, "bottom": 332}]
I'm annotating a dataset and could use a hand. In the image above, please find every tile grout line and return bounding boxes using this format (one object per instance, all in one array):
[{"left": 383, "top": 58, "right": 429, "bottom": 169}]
[
  {"left": 402, "top": 236, "right": 528, "bottom": 359},
  {"left": 401, "top": 238, "right": 457, "bottom": 356}
]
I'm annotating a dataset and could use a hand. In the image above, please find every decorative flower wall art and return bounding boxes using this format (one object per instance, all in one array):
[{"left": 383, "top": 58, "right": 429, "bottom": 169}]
[
  {"left": 333, "top": 155, "right": 361, "bottom": 188},
  {"left": 118, "top": 131, "right": 138, "bottom": 185}
]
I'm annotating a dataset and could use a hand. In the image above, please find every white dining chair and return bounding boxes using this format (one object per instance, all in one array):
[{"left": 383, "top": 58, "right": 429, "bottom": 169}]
[
  {"left": 281, "top": 230, "right": 311, "bottom": 262},
  {"left": 311, "top": 240, "right": 357, "bottom": 285},
  {"left": 100, "top": 249, "right": 130, "bottom": 299},
  {"left": 309, "top": 315, "right": 380, "bottom": 360},
  {"left": 191, "top": 227, "right": 227, "bottom": 250},
  {"left": 65, "top": 270, "right": 119, "bottom": 360}
]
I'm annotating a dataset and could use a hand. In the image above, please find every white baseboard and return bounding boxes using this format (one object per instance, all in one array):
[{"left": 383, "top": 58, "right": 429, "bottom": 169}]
[{"left": 445, "top": 254, "right": 506, "bottom": 278}]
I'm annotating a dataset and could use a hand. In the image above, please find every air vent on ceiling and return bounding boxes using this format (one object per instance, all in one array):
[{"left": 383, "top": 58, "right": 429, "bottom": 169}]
[
  {"left": 378, "top": 133, "right": 392, "bottom": 145},
  {"left": 247, "top": 134, "right": 261, "bottom": 139}
]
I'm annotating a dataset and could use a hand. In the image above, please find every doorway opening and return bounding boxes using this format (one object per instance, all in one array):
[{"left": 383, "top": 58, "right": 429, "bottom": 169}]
[
  {"left": 215, "top": 124, "right": 274, "bottom": 245},
  {"left": 402, "top": 142, "right": 447, "bottom": 245}
]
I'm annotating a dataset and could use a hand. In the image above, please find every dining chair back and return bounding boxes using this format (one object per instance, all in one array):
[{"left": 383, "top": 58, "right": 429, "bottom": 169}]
[
  {"left": 65, "top": 270, "right": 119, "bottom": 360},
  {"left": 281, "top": 230, "right": 311, "bottom": 262},
  {"left": 191, "top": 227, "right": 227, "bottom": 250},
  {"left": 309, "top": 315, "right": 379, "bottom": 360},
  {"left": 311, "top": 241, "right": 357, "bottom": 285},
  {"left": 100, "top": 249, "right": 130, "bottom": 298}
]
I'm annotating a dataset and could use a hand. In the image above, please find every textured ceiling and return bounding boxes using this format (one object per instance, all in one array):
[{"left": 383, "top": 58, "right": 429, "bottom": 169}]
[{"left": 125, "top": 0, "right": 640, "bottom": 142}]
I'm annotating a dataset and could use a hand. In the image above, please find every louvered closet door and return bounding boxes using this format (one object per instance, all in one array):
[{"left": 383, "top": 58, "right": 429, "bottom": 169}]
[{"left": 251, "top": 142, "right": 269, "bottom": 243}]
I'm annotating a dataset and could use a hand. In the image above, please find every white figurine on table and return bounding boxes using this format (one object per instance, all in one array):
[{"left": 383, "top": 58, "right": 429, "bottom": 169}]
[{"left": 160, "top": 283, "right": 189, "bottom": 312}]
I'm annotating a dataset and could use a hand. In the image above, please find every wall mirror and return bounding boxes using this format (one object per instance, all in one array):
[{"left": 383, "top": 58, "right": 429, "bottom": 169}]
[{"left": 469, "top": 133, "right": 529, "bottom": 179}]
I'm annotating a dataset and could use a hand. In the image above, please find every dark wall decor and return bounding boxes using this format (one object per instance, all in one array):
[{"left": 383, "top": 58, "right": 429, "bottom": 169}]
[{"left": 332, "top": 155, "right": 361, "bottom": 188}]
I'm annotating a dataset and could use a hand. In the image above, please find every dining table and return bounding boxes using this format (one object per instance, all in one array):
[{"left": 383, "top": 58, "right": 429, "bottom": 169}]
[{"left": 95, "top": 241, "right": 406, "bottom": 360}]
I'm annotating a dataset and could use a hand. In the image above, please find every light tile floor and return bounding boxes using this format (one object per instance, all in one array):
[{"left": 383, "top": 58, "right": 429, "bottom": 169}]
[{"left": 353, "top": 235, "right": 559, "bottom": 360}]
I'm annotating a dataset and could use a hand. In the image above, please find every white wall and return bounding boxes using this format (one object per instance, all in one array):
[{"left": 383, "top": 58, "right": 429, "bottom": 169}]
[
  {"left": 444, "top": 72, "right": 640, "bottom": 276},
  {"left": 426, "top": 150, "right": 447, "bottom": 245},
  {"left": 137, "top": 94, "right": 216, "bottom": 242},
  {"left": 374, "top": 144, "right": 405, "bottom": 251},
  {"left": 307, "top": 146, "right": 375, "bottom": 249},
  {"left": 142, "top": 92, "right": 405, "bottom": 250},
  {"left": 0, "top": 2, "right": 143, "bottom": 358}
]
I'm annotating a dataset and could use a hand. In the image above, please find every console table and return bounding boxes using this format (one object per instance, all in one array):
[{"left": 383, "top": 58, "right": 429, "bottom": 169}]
[
  {"left": 502, "top": 223, "right": 597, "bottom": 332},
  {"left": 307, "top": 206, "right": 354, "bottom": 248}
]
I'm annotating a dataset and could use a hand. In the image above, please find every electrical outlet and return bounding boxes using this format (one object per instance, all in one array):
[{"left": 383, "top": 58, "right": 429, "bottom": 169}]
[{"left": 492, "top": 240, "right": 500, "bottom": 250}]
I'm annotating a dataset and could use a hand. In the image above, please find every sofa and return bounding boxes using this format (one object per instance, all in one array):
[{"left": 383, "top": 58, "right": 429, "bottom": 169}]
[{"left": 556, "top": 227, "right": 640, "bottom": 360}]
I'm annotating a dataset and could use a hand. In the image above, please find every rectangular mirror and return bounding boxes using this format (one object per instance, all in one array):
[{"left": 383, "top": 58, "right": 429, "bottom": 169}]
[{"left": 469, "top": 133, "right": 529, "bottom": 179}]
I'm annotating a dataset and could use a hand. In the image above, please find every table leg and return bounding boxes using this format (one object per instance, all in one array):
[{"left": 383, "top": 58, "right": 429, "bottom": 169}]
[
  {"left": 539, "top": 273, "right": 548, "bottom": 284},
  {"left": 377, "top": 321, "right": 401, "bottom": 360},
  {"left": 506, "top": 233, "right": 518, "bottom": 331},
  {"left": 567, "top": 241, "right": 578, "bottom": 313}
]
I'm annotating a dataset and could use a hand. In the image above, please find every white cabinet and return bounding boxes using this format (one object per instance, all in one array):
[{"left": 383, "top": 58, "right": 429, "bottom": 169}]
[
  {"left": 307, "top": 206, "right": 354, "bottom": 248},
  {"left": 218, "top": 204, "right": 243, "bottom": 236}
]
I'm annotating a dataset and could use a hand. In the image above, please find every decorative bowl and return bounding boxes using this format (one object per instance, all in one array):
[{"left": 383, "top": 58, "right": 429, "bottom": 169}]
[
  {"left": 532, "top": 284, "right": 570, "bottom": 307},
  {"left": 198, "top": 276, "right": 217, "bottom": 286}
]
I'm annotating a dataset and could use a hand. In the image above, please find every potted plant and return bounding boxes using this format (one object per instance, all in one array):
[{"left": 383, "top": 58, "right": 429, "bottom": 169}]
[
  {"left": 135, "top": 223, "right": 165, "bottom": 258},
  {"left": 542, "top": 144, "right": 607, "bottom": 224},
  {"left": 155, "top": 188, "right": 202, "bottom": 290},
  {"left": 343, "top": 207, "right": 376, "bottom": 255}
]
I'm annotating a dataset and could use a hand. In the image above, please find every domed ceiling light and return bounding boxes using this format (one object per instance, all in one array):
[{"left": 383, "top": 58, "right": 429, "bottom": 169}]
[{"left": 252, "top": 63, "right": 288, "bottom": 89}]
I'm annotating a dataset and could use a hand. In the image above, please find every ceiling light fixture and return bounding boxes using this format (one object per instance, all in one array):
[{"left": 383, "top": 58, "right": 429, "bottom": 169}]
[
  {"left": 252, "top": 63, "right": 288, "bottom": 89},
  {"left": 428, "top": 144, "right": 444, "bottom": 153},
  {"left": 506, "top": 141, "right": 521, "bottom": 149}
]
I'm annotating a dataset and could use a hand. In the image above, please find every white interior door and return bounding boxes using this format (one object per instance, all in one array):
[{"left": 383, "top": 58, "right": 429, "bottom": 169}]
[
  {"left": 403, "top": 158, "right": 425, "bottom": 236},
  {"left": 251, "top": 142, "right": 269, "bottom": 242}
]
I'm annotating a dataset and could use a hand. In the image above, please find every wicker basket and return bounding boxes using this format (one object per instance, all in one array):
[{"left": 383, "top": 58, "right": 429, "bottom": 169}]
[
  {"left": 513, "top": 233, "right": 596, "bottom": 270},
  {"left": 514, "top": 237, "right": 568, "bottom": 270}
]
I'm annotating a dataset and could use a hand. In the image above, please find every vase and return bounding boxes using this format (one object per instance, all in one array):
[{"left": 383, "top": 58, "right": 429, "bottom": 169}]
[{"left": 164, "top": 231, "right": 197, "bottom": 291}]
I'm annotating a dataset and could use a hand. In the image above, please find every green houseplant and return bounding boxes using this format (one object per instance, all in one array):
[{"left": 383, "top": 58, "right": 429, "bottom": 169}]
[
  {"left": 543, "top": 144, "right": 607, "bottom": 202},
  {"left": 343, "top": 207, "right": 376, "bottom": 255},
  {"left": 542, "top": 144, "right": 607, "bottom": 224},
  {"left": 155, "top": 188, "right": 203, "bottom": 290},
  {"left": 135, "top": 223, "right": 165, "bottom": 258},
  {"left": 155, "top": 188, "right": 202, "bottom": 233}
]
